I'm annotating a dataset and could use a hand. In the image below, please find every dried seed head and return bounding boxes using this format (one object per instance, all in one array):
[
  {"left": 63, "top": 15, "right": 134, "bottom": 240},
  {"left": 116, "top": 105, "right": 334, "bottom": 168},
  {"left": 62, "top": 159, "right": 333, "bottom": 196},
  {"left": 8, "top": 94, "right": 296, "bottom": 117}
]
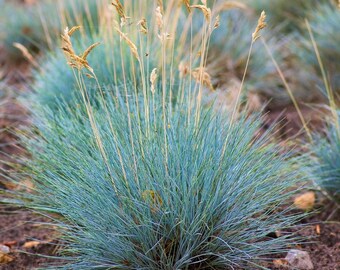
[
  {"left": 192, "top": 67, "right": 214, "bottom": 91},
  {"left": 252, "top": 11, "right": 266, "bottom": 42},
  {"left": 115, "top": 27, "right": 140, "bottom": 61},
  {"left": 213, "top": 15, "right": 220, "bottom": 29},
  {"left": 190, "top": 4, "right": 211, "bottom": 22},
  {"left": 137, "top": 18, "right": 148, "bottom": 34},
  {"left": 61, "top": 26, "right": 79, "bottom": 59},
  {"left": 61, "top": 26, "right": 99, "bottom": 73},
  {"left": 155, "top": 6, "right": 163, "bottom": 31},
  {"left": 157, "top": 0, "right": 164, "bottom": 13},
  {"left": 150, "top": 68, "right": 157, "bottom": 93},
  {"left": 183, "top": 0, "right": 191, "bottom": 13},
  {"left": 112, "top": 0, "right": 128, "bottom": 26},
  {"left": 82, "top": 42, "right": 101, "bottom": 60},
  {"left": 68, "top": 26, "right": 81, "bottom": 36}
]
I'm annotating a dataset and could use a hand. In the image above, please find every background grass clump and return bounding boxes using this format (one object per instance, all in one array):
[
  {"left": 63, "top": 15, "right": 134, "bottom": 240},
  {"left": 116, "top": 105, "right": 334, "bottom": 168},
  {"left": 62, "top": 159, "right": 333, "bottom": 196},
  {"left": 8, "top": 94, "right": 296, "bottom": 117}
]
[
  {"left": 298, "top": 2, "right": 340, "bottom": 95},
  {"left": 204, "top": 7, "right": 288, "bottom": 105},
  {"left": 0, "top": 0, "right": 107, "bottom": 61},
  {"left": 310, "top": 112, "right": 340, "bottom": 202},
  {"left": 244, "top": 0, "right": 331, "bottom": 33}
]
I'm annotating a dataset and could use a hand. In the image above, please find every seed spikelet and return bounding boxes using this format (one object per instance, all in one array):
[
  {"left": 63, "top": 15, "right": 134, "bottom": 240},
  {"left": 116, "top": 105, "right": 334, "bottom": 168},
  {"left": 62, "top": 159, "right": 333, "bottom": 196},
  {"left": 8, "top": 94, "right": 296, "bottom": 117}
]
[
  {"left": 252, "top": 11, "right": 267, "bottom": 42},
  {"left": 150, "top": 68, "right": 158, "bottom": 93}
]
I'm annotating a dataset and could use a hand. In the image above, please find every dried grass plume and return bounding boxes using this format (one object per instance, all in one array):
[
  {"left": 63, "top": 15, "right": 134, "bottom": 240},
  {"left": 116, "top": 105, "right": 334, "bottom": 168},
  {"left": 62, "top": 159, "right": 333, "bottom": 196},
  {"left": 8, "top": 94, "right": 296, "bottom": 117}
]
[
  {"left": 252, "top": 11, "right": 267, "bottom": 42},
  {"left": 150, "top": 68, "right": 158, "bottom": 93},
  {"left": 61, "top": 26, "right": 100, "bottom": 73}
]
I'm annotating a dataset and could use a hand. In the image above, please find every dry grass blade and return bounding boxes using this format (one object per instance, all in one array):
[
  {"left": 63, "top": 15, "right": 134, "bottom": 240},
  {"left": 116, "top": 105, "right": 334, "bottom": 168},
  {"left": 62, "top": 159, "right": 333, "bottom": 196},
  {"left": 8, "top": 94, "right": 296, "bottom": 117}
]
[
  {"left": 12, "top": 42, "right": 39, "bottom": 67},
  {"left": 252, "top": 11, "right": 266, "bottom": 42},
  {"left": 115, "top": 27, "right": 140, "bottom": 61}
]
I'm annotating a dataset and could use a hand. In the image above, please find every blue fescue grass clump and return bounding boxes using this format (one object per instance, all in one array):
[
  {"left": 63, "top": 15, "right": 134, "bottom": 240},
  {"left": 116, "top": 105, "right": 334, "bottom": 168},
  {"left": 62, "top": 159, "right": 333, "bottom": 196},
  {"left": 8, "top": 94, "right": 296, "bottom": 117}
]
[
  {"left": 310, "top": 113, "right": 340, "bottom": 202},
  {"left": 17, "top": 82, "right": 308, "bottom": 269}
]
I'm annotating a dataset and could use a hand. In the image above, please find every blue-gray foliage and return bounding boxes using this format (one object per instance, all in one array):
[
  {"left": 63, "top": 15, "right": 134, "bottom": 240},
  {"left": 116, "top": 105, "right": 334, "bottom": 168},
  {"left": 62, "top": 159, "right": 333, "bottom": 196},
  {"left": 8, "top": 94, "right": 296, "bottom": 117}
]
[
  {"left": 18, "top": 84, "right": 306, "bottom": 269},
  {"left": 311, "top": 113, "right": 340, "bottom": 202}
]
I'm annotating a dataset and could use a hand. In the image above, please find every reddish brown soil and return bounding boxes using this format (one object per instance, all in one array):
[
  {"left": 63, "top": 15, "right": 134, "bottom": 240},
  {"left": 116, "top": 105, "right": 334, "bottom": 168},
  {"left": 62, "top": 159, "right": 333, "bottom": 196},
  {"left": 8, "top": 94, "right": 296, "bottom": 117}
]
[
  {"left": 0, "top": 207, "right": 62, "bottom": 269},
  {"left": 299, "top": 207, "right": 340, "bottom": 270},
  {"left": 263, "top": 104, "right": 328, "bottom": 140},
  {"left": 268, "top": 202, "right": 340, "bottom": 270}
]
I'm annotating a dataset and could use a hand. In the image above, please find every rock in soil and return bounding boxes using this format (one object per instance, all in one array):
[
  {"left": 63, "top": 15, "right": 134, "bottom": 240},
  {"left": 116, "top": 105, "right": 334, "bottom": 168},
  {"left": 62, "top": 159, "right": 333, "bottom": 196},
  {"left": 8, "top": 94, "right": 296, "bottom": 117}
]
[{"left": 285, "top": 249, "right": 314, "bottom": 270}]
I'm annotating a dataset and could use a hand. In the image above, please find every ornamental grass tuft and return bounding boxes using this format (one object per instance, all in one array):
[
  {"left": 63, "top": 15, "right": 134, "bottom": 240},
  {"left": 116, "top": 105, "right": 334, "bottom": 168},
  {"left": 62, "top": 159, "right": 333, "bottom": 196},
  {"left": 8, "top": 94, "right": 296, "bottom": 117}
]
[{"left": 15, "top": 82, "right": 308, "bottom": 269}]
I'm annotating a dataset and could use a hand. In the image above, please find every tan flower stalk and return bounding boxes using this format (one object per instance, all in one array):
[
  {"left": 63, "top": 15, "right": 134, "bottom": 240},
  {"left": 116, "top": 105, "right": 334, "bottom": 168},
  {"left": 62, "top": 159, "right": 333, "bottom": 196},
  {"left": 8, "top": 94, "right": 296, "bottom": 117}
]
[{"left": 114, "top": 27, "right": 140, "bottom": 62}]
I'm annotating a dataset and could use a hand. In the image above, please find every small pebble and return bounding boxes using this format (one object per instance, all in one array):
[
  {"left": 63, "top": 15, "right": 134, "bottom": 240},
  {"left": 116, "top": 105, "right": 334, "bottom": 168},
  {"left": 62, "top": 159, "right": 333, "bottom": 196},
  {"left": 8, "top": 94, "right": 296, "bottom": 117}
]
[
  {"left": 0, "top": 244, "right": 10, "bottom": 254},
  {"left": 285, "top": 249, "right": 314, "bottom": 270}
]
